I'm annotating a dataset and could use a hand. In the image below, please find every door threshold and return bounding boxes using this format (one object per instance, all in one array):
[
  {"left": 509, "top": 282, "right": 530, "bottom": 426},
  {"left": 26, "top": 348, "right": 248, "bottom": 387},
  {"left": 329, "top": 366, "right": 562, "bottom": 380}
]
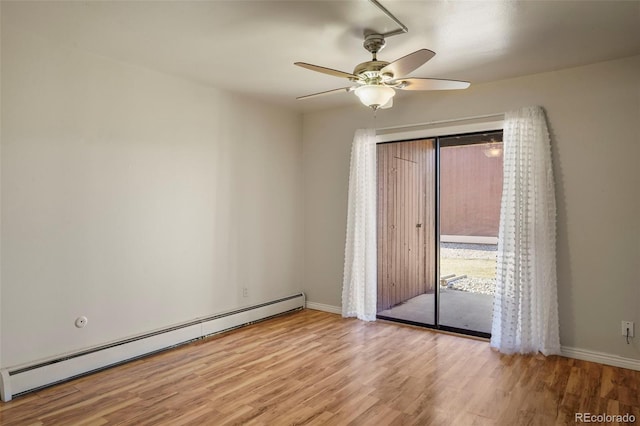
[{"left": 376, "top": 315, "right": 491, "bottom": 340}]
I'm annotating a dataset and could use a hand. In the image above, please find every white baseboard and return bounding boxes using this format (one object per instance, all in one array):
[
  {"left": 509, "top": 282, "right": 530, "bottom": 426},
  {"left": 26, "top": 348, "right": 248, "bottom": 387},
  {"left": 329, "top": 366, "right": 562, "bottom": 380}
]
[
  {"left": 560, "top": 346, "right": 640, "bottom": 371},
  {"left": 305, "top": 302, "right": 342, "bottom": 315},
  {"left": 0, "top": 293, "right": 305, "bottom": 402}
]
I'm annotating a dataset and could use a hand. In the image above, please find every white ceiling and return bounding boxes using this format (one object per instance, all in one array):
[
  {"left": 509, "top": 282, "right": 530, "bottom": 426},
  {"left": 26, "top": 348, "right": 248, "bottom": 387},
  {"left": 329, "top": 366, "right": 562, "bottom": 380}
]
[{"left": 3, "top": 0, "right": 640, "bottom": 112}]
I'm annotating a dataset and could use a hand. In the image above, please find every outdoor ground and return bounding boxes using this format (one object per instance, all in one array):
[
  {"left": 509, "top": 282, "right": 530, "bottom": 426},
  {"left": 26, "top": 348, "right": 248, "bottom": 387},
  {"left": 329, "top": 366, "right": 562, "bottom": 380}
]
[{"left": 440, "top": 243, "right": 497, "bottom": 295}]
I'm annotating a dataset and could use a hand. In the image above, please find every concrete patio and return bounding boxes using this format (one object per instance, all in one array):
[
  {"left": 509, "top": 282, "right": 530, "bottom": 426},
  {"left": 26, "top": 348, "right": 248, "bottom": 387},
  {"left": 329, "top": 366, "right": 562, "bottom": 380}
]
[{"left": 377, "top": 289, "right": 494, "bottom": 334}]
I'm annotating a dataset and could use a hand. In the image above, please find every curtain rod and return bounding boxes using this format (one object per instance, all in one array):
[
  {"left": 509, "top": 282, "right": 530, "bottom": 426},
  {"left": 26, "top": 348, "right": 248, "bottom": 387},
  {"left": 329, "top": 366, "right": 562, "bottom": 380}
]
[{"left": 375, "top": 112, "right": 505, "bottom": 132}]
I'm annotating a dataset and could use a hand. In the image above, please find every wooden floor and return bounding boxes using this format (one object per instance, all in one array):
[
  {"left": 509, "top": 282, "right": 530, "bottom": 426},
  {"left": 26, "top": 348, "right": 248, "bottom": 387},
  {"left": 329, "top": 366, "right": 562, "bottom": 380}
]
[{"left": 1, "top": 309, "right": 639, "bottom": 425}]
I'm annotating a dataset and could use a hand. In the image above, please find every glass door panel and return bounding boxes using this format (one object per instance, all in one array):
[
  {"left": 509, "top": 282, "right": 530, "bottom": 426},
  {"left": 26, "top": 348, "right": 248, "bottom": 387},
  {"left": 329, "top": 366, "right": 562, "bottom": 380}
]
[
  {"left": 376, "top": 139, "right": 436, "bottom": 326},
  {"left": 438, "top": 132, "right": 503, "bottom": 335}
]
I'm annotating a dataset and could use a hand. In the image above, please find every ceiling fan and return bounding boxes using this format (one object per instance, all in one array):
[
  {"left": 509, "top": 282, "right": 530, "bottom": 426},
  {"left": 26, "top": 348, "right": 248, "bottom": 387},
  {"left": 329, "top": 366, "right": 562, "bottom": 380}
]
[{"left": 295, "top": 32, "right": 470, "bottom": 110}]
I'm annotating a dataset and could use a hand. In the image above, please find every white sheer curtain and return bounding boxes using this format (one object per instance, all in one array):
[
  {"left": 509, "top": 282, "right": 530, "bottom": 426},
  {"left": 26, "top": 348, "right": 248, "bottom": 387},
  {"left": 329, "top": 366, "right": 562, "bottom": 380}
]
[
  {"left": 491, "top": 106, "right": 560, "bottom": 355},
  {"left": 342, "top": 129, "right": 377, "bottom": 321}
]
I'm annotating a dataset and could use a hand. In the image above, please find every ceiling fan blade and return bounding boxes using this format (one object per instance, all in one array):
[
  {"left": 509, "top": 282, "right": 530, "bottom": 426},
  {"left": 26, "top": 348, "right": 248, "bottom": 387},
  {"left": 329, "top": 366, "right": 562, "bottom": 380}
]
[
  {"left": 395, "top": 78, "right": 470, "bottom": 91},
  {"left": 380, "top": 49, "right": 435, "bottom": 79},
  {"left": 296, "top": 87, "right": 353, "bottom": 100},
  {"left": 294, "top": 62, "right": 358, "bottom": 80}
]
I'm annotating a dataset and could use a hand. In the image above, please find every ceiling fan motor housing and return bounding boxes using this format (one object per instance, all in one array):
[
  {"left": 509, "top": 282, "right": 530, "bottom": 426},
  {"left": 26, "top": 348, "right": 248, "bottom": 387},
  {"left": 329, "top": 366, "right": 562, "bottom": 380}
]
[
  {"left": 353, "top": 60, "right": 391, "bottom": 83},
  {"left": 363, "top": 33, "right": 386, "bottom": 55}
]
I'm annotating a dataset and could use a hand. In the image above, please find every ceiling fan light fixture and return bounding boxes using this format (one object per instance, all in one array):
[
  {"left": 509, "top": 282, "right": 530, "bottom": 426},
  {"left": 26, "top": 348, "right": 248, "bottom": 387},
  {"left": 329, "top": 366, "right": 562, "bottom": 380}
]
[{"left": 354, "top": 85, "right": 395, "bottom": 109}]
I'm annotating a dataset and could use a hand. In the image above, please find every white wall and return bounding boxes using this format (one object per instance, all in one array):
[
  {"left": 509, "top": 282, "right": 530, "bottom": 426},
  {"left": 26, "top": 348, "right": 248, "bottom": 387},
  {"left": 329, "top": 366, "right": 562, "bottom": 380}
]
[
  {"left": 1, "top": 24, "right": 303, "bottom": 368},
  {"left": 303, "top": 55, "right": 640, "bottom": 360}
]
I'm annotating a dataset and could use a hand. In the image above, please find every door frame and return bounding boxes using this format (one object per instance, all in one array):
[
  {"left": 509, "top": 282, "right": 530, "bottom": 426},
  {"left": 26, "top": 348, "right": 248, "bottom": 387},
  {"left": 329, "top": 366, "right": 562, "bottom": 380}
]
[{"left": 375, "top": 119, "right": 504, "bottom": 338}]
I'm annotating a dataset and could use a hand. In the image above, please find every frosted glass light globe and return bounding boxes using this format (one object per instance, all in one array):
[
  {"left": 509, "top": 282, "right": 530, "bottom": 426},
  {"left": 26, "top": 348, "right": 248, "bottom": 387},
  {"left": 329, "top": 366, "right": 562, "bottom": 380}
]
[{"left": 354, "top": 85, "right": 396, "bottom": 109}]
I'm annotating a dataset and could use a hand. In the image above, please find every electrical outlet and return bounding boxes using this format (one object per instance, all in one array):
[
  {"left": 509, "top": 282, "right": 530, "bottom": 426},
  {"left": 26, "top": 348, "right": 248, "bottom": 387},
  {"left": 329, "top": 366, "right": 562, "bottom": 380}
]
[
  {"left": 242, "top": 287, "right": 248, "bottom": 298},
  {"left": 621, "top": 321, "right": 634, "bottom": 337}
]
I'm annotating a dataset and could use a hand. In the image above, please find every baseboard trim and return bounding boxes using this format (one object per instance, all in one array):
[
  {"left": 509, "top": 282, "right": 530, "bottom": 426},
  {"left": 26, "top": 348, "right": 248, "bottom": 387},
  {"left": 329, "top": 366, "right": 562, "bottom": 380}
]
[
  {"left": 560, "top": 346, "right": 640, "bottom": 371},
  {"left": 305, "top": 302, "right": 342, "bottom": 315},
  {"left": 0, "top": 293, "right": 305, "bottom": 402}
]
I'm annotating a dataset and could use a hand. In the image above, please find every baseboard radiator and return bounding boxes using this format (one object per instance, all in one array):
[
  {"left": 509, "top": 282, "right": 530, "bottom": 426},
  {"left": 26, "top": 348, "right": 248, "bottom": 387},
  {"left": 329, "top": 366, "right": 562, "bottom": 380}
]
[{"left": 0, "top": 293, "right": 305, "bottom": 402}]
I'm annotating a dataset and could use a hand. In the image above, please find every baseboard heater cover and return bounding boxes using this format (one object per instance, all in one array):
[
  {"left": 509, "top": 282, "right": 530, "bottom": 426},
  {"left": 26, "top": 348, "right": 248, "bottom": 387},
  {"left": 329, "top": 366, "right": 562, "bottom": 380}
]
[{"left": 0, "top": 293, "right": 305, "bottom": 402}]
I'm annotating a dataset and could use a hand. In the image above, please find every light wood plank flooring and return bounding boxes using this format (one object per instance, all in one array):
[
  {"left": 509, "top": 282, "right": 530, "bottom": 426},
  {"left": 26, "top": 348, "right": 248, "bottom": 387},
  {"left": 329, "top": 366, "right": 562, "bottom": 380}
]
[{"left": 0, "top": 309, "right": 639, "bottom": 425}]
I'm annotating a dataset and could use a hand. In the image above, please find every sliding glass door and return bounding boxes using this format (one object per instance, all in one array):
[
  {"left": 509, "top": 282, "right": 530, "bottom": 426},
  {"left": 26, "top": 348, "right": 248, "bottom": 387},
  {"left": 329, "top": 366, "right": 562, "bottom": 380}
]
[{"left": 376, "top": 131, "right": 503, "bottom": 338}]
